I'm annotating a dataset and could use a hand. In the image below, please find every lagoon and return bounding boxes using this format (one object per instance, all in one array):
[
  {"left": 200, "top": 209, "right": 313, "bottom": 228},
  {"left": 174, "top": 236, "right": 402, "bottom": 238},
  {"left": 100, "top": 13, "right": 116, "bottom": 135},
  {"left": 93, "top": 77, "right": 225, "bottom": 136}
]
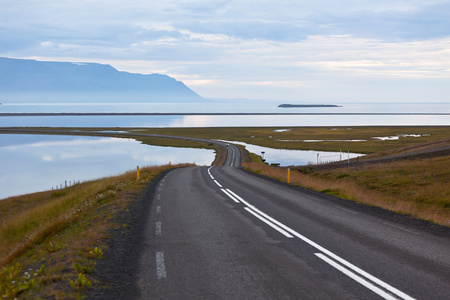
[
  {"left": 222, "top": 140, "right": 362, "bottom": 166},
  {"left": 0, "top": 134, "right": 215, "bottom": 200}
]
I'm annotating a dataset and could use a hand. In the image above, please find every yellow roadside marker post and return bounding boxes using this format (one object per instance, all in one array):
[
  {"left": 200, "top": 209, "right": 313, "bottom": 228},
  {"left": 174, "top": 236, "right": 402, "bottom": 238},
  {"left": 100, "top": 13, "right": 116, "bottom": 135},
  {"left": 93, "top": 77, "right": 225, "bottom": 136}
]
[
  {"left": 137, "top": 166, "right": 140, "bottom": 180},
  {"left": 287, "top": 168, "right": 290, "bottom": 184}
]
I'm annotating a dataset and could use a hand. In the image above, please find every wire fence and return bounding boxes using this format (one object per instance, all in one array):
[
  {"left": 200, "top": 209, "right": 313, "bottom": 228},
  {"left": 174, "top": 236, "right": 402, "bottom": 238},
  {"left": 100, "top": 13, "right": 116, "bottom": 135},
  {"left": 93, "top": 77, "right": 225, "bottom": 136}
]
[{"left": 0, "top": 179, "right": 83, "bottom": 225}]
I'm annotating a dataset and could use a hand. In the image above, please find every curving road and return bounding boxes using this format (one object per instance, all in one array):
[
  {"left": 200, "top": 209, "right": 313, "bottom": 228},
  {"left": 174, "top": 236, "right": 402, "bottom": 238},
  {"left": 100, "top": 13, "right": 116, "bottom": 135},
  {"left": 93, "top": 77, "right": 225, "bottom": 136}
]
[
  {"left": 135, "top": 144, "right": 449, "bottom": 300},
  {"left": 1, "top": 129, "right": 447, "bottom": 299}
]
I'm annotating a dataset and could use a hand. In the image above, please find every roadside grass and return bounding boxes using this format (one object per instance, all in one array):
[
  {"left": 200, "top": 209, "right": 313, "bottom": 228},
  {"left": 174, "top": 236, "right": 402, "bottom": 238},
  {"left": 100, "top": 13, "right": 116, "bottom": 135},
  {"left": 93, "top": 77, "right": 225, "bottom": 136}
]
[
  {"left": 0, "top": 164, "right": 191, "bottom": 299},
  {"left": 245, "top": 155, "right": 449, "bottom": 226}
]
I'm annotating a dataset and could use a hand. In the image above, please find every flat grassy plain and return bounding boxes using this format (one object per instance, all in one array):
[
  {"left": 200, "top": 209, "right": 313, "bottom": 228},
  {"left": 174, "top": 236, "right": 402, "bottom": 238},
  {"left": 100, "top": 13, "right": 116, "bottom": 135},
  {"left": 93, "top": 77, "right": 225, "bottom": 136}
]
[
  {"left": 121, "top": 126, "right": 450, "bottom": 153},
  {"left": 5, "top": 126, "right": 450, "bottom": 153}
]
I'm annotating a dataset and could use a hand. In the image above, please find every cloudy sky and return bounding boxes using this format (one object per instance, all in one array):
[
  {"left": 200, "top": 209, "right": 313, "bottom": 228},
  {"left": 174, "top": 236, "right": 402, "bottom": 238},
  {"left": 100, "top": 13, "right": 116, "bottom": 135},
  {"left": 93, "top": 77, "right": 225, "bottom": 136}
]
[{"left": 1, "top": 0, "right": 449, "bottom": 102}]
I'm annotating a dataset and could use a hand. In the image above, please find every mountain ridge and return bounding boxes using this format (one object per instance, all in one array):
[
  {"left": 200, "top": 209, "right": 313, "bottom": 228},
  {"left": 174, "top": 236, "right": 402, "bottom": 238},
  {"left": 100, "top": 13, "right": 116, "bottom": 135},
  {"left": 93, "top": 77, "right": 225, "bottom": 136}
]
[{"left": 0, "top": 57, "right": 203, "bottom": 103}]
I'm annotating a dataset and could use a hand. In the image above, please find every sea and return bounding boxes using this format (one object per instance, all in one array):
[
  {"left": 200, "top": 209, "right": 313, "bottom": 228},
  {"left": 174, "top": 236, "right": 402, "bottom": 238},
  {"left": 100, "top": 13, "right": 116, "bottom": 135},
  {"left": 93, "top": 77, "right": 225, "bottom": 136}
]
[
  {"left": 0, "top": 100, "right": 448, "bottom": 199},
  {"left": 1, "top": 100, "right": 449, "bottom": 127}
]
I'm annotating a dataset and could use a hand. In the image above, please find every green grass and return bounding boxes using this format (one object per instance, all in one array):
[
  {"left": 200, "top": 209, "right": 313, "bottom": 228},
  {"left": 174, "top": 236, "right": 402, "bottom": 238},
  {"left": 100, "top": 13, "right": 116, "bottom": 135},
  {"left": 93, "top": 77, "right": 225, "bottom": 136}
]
[{"left": 5, "top": 125, "right": 448, "bottom": 154}]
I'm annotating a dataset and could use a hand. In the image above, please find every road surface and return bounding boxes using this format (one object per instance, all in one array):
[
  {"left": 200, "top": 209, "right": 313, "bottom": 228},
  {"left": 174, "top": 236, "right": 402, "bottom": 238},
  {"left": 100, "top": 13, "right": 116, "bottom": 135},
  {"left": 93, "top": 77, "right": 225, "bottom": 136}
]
[
  {"left": 132, "top": 143, "right": 449, "bottom": 299},
  {"left": 0, "top": 129, "right": 447, "bottom": 299}
]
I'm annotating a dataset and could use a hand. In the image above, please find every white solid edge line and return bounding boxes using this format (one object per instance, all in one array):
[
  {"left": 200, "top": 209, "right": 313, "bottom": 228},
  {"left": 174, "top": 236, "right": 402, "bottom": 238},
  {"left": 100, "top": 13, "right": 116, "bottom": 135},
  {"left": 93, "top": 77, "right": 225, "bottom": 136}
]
[
  {"left": 214, "top": 180, "right": 223, "bottom": 187},
  {"left": 221, "top": 189, "right": 240, "bottom": 203},
  {"left": 156, "top": 251, "right": 167, "bottom": 280},
  {"left": 225, "top": 189, "right": 245, "bottom": 202},
  {"left": 261, "top": 212, "right": 414, "bottom": 300},
  {"left": 244, "top": 207, "right": 294, "bottom": 238},
  {"left": 315, "top": 253, "right": 397, "bottom": 300},
  {"left": 225, "top": 189, "right": 414, "bottom": 300}
]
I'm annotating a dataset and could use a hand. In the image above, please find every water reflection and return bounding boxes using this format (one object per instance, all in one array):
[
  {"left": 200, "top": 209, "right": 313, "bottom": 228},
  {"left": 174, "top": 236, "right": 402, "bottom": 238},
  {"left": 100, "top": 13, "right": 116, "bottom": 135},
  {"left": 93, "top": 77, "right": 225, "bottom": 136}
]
[
  {"left": 0, "top": 135, "right": 214, "bottom": 199},
  {"left": 1, "top": 114, "right": 449, "bottom": 128},
  {"left": 223, "top": 140, "right": 362, "bottom": 166}
]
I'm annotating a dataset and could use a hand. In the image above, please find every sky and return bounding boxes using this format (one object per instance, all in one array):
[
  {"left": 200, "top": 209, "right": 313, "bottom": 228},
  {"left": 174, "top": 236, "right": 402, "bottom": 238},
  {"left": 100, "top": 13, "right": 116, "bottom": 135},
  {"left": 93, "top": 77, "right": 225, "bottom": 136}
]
[{"left": 1, "top": 0, "right": 450, "bottom": 102}]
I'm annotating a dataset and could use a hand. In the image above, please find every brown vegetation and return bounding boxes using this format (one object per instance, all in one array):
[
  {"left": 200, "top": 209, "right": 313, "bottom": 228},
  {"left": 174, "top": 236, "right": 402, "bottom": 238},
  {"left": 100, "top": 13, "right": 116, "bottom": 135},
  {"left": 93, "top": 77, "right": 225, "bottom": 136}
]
[
  {"left": 0, "top": 164, "right": 190, "bottom": 299},
  {"left": 246, "top": 153, "right": 449, "bottom": 226}
]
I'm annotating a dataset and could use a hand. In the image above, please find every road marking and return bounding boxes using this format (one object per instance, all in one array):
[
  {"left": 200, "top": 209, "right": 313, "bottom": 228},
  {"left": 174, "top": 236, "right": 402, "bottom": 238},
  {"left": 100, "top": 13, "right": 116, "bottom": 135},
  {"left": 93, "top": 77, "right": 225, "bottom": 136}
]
[
  {"left": 208, "top": 167, "right": 215, "bottom": 179},
  {"left": 221, "top": 189, "right": 240, "bottom": 203},
  {"left": 156, "top": 251, "right": 167, "bottom": 280},
  {"left": 315, "top": 253, "right": 398, "bottom": 300},
  {"left": 215, "top": 182, "right": 414, "bottom": 300},
  {"left": 225, "top": 189, "right": 245, "bottom": 202},
  {"left": 259, "top": 211, "right": 415, "bottom": 300},
  {"left": 244, "top": 207, "right": 293, "bottom": 238},
  {"left": 229, "top": 147, "right": 235, "bottom": 167},
  {"left": 156, "top": 206, "right": 161, "bottom": 214},
  {"left": 337, "top": 206, "right": 359, "bottom": 215},
  {"left": 214, "top": 180, "right": 223, "bottom": 187},
  {"left": 382, "top": 222, "right": 421, "bottom": 235},
  {"left": 157, "top": 194, "right": 161, "bottom": 201},
  {"left": 156, "top": 221, "right": 162, "bottom": 236}
]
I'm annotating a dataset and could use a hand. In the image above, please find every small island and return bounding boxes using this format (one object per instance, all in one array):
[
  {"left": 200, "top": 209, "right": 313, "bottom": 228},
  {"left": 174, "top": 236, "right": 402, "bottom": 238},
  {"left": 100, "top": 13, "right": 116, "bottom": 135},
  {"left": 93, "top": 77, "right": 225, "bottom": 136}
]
[{"left": 278, "top": 104, "right": 342, "bottom": 108}]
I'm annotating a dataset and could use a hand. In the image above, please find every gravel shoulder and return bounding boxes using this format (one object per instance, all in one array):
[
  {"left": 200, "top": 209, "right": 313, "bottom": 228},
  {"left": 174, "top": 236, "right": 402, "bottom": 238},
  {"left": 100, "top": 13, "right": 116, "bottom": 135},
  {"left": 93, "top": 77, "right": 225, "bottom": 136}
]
[{"left": 87, "top": 169, "right": 170, "bottom": 299}]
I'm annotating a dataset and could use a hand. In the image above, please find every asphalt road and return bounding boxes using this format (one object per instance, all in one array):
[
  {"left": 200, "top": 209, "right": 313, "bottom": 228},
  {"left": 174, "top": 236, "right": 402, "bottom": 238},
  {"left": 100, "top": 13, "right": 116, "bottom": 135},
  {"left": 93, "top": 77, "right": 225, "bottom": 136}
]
[
  {"left": 133, "top": 145, "right": 449, "bottom": 300},
  {"left": 1, "top": 128, "right": 448, "bottom": 299}
]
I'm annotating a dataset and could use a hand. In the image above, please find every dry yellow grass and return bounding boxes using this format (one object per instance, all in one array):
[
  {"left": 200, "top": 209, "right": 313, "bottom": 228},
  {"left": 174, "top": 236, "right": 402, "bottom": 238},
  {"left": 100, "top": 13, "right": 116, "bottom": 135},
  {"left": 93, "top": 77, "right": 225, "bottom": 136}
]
[
  {"left": 246, "top": 155, "right": 449, "bottom": 226},
  {"left": 0, "top": 164, "right": 189, "bottom": 268},
  {"left": 0, "top": 164, "right": 193, "bottom": 299}
]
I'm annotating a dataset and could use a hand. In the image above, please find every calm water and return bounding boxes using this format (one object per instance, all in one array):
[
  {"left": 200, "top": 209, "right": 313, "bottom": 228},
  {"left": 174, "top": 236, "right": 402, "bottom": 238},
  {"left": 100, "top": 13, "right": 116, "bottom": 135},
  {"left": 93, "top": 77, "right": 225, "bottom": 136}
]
[
  {"left": 1, "top": 101, "right": 449, "bottom": 127},
  {"left": 222, "top": 140, "right": 362, "bottom": 166},
  {"left": 0, "top": 134, "right": 215, "bottom": 200},
  {"left": 1, "top": 101, "right": 448, "bottom": 199}
]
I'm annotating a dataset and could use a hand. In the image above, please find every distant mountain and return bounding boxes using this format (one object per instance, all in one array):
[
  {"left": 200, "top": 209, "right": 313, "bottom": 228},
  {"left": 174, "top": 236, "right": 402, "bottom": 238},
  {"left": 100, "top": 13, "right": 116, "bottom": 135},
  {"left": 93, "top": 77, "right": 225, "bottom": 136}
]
[{"left": 0, "top": 57, "right": 203, "bottom": 102}]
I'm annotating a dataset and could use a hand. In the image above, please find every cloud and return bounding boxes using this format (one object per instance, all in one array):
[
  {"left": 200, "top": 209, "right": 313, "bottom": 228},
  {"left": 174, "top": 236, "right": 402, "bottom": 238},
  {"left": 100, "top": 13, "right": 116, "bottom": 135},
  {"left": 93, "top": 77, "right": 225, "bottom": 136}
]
[{"left": 1, "top": 0, "right": 449, "bottom": 101}]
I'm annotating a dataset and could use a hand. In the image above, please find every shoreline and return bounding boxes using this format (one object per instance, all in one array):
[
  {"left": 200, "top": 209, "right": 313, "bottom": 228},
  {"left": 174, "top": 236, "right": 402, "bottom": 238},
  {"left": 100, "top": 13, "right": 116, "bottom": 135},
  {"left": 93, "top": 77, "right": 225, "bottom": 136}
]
[{"left": 1, "top": 112, "right": 450, "bottom": 116}]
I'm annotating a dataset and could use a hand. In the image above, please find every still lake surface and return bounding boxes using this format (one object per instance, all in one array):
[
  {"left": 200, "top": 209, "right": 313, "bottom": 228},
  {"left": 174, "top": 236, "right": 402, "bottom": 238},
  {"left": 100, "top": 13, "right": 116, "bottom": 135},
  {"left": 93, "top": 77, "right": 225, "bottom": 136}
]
[
  {"left": 221, "top": 140, "right": 362, "bottom": 166},
  {"left": 1, "top": 101, "right": 448, "bottom": 199},
  {"left": 0, "top": 134, "right": 215, "bottom": 199}
]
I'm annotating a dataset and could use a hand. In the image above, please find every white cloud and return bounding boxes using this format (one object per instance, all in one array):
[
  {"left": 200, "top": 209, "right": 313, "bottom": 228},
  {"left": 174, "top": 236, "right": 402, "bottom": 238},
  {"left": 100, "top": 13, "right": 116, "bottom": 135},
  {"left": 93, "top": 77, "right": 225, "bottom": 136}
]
[{"left": 1, "top": 0, "right": 450, "bottom": 101}]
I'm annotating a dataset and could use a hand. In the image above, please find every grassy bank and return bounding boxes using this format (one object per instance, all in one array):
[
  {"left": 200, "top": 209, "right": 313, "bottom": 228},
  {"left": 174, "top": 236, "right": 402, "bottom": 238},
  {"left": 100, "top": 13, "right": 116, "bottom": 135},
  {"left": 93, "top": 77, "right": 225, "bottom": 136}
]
[
  {"left": 0, "top": 164, "right": 191, "bottom": 299},
  {"left": 245, "top": 154, "right": 449, "bottom": 226}
]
